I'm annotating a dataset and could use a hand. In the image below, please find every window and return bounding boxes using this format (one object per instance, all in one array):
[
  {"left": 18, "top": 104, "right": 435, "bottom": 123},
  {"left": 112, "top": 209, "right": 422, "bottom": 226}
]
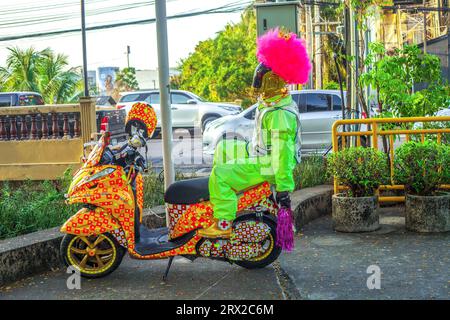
[
  {"left": 189, "top": 92, "right": 206, "bottom": 102},
  {"left": 171, "top": 93, "right": 190, "bottom": 104},
  {"left": 147, "top": 93, "right": 160, "bottom": 104},
  {"left": 120, "top": 93, "right": 151, "bottom": 103},
  {"left": 306, "top": 93, "right": 331, "bottom": 112},
  {"left": 296, "top": 94, "right": 306, "bottom": 113},
  {"left": 18, "top": 94, "right": 44, "bottom": 106},
  {"left": 0, "top": 94, "right": 14, "bottom": 107},
  {"left": 333, "top": 95, "right": 343, "bottom": 111},
  {"left": 244, "top": 106, "right": 257, "bottom": 120}
]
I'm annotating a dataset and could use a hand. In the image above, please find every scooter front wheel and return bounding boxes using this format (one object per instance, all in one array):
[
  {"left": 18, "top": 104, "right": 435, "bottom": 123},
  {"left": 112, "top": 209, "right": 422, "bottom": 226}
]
[{"left": 60, "top": 233, "right": 126, "bottom": 278}]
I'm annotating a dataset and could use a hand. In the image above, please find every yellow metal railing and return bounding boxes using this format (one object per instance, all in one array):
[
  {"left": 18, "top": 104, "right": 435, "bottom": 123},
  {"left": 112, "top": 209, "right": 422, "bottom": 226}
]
[{"left": 332, "top": 116, "right": 450, "bottom": 202}]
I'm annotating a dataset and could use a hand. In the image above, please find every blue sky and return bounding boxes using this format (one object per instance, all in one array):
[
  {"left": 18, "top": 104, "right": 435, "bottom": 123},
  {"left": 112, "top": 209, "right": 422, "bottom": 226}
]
[{"left": 0, "top": 0, "right": 248, "bottom": 70}]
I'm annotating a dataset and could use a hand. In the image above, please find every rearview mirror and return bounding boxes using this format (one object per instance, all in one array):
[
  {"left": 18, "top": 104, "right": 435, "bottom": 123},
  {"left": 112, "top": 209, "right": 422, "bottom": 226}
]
[{"left": 186, "top": 99, "right": 197, "bottom": 105}]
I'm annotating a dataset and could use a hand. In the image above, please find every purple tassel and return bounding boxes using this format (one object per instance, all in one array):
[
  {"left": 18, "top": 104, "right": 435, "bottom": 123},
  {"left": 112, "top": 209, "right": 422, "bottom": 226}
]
[{"left": 276, "top": 207, "right": 294, "bottom": 252}]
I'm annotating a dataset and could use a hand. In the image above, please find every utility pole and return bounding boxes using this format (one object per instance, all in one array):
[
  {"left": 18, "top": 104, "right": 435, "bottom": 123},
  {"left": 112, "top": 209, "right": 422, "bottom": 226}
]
[
  {"left": 314, "top": 4, "right": 322, "bottom": 89},
  {"left": 306, "top": 4, "right": 314, "bottom": 88},
  {"left": 396, "top": 7, "right": 403, "bottom": 49},
  {"left": 344, "top": 4, "right": 357, "bottom": 114},
  {"left": 80, "top": 0, "right": 89, "bottom": 97},
  {"left": 423, "top": 0, "right": 427, "bottom": 53},
  {"left": 155, "top": 0, "right": 175, "bottom": 197},
  {"left": 350, "top": 11, "right": 358, "bottom": 116},
  {"left": 448, "top": 0, "right": 450, "bottom": 82},
  {"left": 126, "top": 45, "right": 131, "bottom": 68}
]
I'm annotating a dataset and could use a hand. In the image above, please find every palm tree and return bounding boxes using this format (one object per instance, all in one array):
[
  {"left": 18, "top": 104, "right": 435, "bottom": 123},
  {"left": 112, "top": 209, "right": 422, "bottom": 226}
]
[
  {"left": 0, "top": 46, "right": 83, "bottom": 104},
  {"left": 38, "top": 49, "right": 82, "bottom": 104},
  {"left": 0, "top": 47, "right": 42, "bottom": 92}
]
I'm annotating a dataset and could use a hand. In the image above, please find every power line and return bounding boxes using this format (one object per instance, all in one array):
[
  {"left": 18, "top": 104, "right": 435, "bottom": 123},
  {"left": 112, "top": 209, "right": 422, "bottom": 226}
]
[
  {"left": 0, "top": 1, "right": 251, "bottom": 42},
  {"left": 0, "top": 1, "right": 158, "bottom": 28}
]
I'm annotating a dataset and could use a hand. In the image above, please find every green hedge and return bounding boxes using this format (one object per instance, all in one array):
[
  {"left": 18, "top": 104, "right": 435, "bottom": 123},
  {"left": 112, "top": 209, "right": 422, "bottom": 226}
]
[{"left": 0, "top": 159, "right": 329, "bottom": 240}]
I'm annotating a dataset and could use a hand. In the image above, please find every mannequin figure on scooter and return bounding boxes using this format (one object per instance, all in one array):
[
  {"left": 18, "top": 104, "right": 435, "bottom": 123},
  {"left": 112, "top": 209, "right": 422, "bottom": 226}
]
[
  {"left": 59, "top": 29, "right": 310, "bottom": 280},
  {"left": 201, "top": 28, "right": 312, "bottom": 241}
]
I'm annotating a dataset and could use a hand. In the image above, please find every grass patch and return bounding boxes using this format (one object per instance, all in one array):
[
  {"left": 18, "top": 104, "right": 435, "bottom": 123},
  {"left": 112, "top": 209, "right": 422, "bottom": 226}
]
[
  {"left": 0, "top": 157, "right": 328, "bottom": 240},
  {"left": 0, "top": 169, "right": 196, "bottom": 240},
  {"left": 0, "top": 172, "right": 78, "bottom": 240},
  {"left": 142, "top": 170, "right": 196, "bottom": 208},
  {"left": 294, "top": 155, "right": 331, "bottom": 190}
]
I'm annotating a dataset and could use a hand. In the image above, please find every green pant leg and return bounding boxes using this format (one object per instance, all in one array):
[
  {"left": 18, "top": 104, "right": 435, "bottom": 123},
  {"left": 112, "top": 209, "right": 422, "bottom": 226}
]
[{"left": 209, "top": 160, "right": 273, "bottom": 220}]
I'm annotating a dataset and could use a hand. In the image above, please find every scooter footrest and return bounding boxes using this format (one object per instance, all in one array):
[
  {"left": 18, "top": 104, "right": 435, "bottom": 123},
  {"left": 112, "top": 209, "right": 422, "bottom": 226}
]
[{"left": 134, "top": 226, "right": 195, "bottom": 256}]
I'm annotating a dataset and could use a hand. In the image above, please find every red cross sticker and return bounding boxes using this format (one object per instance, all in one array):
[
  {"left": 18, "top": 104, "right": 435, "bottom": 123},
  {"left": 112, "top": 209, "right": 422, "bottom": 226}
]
[{"left": 219, "top": 220, "right": 230, "bottom": 230}]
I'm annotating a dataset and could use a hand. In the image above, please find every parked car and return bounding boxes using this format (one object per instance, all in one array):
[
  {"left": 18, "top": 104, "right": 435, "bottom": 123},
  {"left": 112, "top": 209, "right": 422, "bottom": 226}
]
[
  {"left": 0, "top": 92, "right": 45, "bottom": 107},
  {"left": 95, "top": 96, "right": 126, "bottom": 143},
  {"left": 436, "top": 105, "right": 450, "bottom": 116},
  {"left": 0, "top": 92, "right": 126, "bottom": 143},
  {"left": 203, "top": 90, "right": 353, "bottom": 156},
  {"left": 116, "top": 89, "right": 242, "bottom": 133}
]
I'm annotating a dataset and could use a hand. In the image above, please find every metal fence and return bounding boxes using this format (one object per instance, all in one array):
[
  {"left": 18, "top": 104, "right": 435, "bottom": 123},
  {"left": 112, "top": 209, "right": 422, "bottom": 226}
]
[{"left": 332, "top": 116, "right": 450, "bottom": 202}]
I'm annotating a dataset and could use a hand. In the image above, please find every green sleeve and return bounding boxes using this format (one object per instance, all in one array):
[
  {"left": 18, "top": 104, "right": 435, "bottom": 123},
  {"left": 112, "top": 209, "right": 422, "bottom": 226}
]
[{"left": 262, "top": 109, "right": 298, "bottom": 192}]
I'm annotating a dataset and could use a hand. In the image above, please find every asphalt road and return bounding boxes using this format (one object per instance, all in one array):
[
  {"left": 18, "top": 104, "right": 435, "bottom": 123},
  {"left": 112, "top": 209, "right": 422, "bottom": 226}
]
[
  {"left": 1, "top": 207, "right": 448, "bottom": 300},
  {"left": 144, "top": 129, "right": 213, "bottom": 173}
]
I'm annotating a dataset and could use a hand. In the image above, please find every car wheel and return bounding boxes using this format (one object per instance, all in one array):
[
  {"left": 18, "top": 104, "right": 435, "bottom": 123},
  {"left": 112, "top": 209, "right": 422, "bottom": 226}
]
[{"left": 202, "top": 116, "right": 220, "bottom": 132}]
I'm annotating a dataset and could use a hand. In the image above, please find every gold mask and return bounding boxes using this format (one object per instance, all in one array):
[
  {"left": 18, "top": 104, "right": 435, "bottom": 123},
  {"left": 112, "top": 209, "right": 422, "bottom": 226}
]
[{"left": 251, "top": 66, "right": 287, "bottom": 102}]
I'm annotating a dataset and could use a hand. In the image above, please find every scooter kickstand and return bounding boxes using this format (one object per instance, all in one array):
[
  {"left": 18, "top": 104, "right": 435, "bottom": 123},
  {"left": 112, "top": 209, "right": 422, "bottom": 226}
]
[{"left": 162, "top": 256, "right": 174, "bottom": 282}]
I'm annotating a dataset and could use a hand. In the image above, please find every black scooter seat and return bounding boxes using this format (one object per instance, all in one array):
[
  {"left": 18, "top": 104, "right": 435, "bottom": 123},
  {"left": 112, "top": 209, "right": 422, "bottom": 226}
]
[
  {"left": 134, "top": 225, "right": 196, "bottom": 256},
  {"left": 164, "top": 177, "right": 210, "bottom": 204}
]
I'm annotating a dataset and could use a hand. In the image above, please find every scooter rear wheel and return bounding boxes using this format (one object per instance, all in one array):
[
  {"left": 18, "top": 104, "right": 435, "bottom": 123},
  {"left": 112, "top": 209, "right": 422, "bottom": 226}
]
[
  {"left": 234, "top": 214, "right": 281, "bottom": 269},
  {"left": 60, "top": 233, "right": 126, "bottom": 278}
]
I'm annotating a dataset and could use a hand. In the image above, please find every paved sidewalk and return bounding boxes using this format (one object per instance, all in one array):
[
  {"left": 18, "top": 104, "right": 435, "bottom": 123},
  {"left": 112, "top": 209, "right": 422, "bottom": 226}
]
[
  {"left": 279, "top": 207, "right": 450, "bottom": 300},
  {"left": 0, "top": 256, "right": 283, "bottom": 300},
  {"left": 1, "top": 207, "right": 448, "bottom": 300}
]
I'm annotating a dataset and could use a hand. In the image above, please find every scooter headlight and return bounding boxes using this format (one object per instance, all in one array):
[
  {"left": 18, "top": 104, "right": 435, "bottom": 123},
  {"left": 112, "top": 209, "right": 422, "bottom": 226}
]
[{"left": 85, "top": 167, "right": 116, "bottom": 183}]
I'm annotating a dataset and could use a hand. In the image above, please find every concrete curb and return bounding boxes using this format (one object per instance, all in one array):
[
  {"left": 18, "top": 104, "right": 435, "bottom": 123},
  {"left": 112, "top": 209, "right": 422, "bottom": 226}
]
[
  {"left": 0, "top": 185, "right": 333, "bottom": 287},
  {"left": 0, "top": 206, "right": 166, "bottom": 287}
]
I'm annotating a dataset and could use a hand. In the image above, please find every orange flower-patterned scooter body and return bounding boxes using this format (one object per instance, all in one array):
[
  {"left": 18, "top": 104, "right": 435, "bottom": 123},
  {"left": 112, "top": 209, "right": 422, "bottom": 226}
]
[{"left": 60, "top": 102, "right": 281, "bottom": 279}]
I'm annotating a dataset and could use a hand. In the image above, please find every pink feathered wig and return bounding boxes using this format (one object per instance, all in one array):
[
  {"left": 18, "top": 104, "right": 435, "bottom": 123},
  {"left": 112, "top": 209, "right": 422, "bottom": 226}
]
[{"left": 256, "top": 28, "right": 311, "bottom": 85}]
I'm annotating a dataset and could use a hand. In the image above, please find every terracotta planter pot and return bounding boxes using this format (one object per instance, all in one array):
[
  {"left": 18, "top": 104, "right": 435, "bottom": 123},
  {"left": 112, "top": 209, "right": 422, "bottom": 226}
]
[
  {"left": 332, "top": 194, "right": 379, "bottom": 232},
  {"left": 405, "top": 193, "right": 450, "bottom": 233}
]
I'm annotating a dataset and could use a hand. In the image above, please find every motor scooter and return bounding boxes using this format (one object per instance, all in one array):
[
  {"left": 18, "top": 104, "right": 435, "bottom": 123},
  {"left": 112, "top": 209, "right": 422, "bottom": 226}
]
[{"left": 60, "top": 103, "right": 282, "bottom": 280}]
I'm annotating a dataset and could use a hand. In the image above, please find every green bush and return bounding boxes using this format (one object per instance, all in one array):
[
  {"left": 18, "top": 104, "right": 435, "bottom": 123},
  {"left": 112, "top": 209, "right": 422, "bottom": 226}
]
[
  {"left": 0, "top": 160, "right": 328, "bottom": 240},
  {"left": 0, "top": 169, "right": 180, "bottom": 240},
  {"left": 293, "top": 155, "right": 330, "bottom": 190},
  {"left": 323, "top": 81, "right": 341, "bottom": 90},
  {"left": 327, "top": 147, "right": 389, "bottom": 197},
  {"left": 443, "top": 145, "right": 450, "bottom": 185},
  {"left": 394, "top": 141, "right": 448, "bottom": 196},
  {"left": 0, "top": 174, "right": 79, "bottom": 240}
]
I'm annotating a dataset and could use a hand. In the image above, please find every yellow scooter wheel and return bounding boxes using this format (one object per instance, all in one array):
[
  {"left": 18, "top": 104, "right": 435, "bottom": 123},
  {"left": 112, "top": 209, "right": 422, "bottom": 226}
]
[
  {"left": 60, "top": 233, "right": 125, "bottom": 278},
  {"left": 234, "top": 214, "right": 282, "bottom": 269}
]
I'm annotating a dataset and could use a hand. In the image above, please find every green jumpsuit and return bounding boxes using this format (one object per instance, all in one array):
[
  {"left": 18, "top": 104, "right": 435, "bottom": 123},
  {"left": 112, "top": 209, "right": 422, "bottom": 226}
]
[{"left": 209, "top": 95, "right": 299, "bottom": 221}]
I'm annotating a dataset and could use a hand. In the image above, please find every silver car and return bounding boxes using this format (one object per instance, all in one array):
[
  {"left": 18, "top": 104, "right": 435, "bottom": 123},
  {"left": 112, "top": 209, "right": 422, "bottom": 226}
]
[
  {"left": 203, "top": 90, "right": 348, "bottom": 156},
  {"left": 117, "top": 90, "right": 242, "bottom": 133}
]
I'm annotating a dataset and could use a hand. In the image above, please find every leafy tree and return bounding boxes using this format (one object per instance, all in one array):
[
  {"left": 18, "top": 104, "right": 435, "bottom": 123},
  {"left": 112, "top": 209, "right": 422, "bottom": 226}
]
[
  {"left": 0, "top": 47, "right": 42, "bottom": 92},
  {"left": 360, "top": 43, "right": 450, "bottom": 118},
  {"left": 38, "top": 49, "right": 82, "bottom": 104},
  {"left": 115, "top": 67, "right": 139, "bottom": 91},
  {"left": 0, "top": 46, "right": 83, "bottom": 104},
  {"left": 178, "top": 9, "right": 257, "bottom": 107}
]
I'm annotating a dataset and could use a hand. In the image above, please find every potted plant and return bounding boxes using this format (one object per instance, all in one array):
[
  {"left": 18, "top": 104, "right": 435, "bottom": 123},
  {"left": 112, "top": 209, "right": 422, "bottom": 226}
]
[
  {"left": 327, "top": 147, "right": 389, "bottom": 232},
  {"left": 394, "top": 141, "right": 450, "bottom": 232}
]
